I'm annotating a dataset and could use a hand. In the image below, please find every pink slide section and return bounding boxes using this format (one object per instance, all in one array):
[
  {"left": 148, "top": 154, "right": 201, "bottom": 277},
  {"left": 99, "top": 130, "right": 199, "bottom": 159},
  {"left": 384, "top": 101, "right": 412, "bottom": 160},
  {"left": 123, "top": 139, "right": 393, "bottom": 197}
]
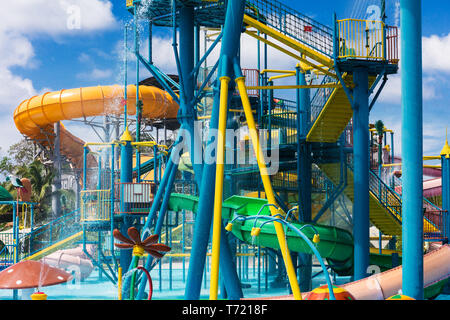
[
  {"left": 248, "top": 245, "right": 450, "bottom": 300},
  {"left": 41, "top": 244, "right": 95, "bottom": 280}
]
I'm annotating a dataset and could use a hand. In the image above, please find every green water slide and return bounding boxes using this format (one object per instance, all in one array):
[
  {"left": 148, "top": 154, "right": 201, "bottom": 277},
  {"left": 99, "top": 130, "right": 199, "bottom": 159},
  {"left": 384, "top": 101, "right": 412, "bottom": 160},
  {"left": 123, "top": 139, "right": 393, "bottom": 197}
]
[
  {"left": 167, "top": 193, "right": 449, "bottom": 297},
  {"left": 168, "top": 193, "right": 354, "bottom": 275}
]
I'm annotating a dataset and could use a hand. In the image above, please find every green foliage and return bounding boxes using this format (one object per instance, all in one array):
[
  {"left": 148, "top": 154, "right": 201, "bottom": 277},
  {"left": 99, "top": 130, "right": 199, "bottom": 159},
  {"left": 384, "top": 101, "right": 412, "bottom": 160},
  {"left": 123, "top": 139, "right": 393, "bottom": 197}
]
[
  {"left": 374, "top": 120, "right": 385, "bottom": 140},
  {"left": 7, "top": 140, "right": 38, "bottom": 167}
]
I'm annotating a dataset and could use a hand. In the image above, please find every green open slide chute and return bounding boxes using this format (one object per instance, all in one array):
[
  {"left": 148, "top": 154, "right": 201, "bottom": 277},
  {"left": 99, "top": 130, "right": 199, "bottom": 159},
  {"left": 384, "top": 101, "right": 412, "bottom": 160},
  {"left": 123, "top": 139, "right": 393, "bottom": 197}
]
[{"left": 168, "top": 193, "right": 354, "bottom": 275}]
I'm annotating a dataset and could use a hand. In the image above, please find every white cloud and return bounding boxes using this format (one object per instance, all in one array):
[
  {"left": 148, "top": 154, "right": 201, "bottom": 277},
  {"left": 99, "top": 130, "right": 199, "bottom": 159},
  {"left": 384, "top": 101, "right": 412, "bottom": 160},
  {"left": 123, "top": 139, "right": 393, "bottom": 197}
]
[
  {"left": 0, "top": 0, "right": 117, "bottom": 153},
  {"left": 0, "top": 0, "right": 117, "bottom": 36},
  {"left": 377, "top": 31, "right": 450, "bottom": 105},
  {"left": 76, "top": 68, "right": 114, "bottom": 81},
  {"left": 423, "top": 33, "right": 450, "bottom": 73}
]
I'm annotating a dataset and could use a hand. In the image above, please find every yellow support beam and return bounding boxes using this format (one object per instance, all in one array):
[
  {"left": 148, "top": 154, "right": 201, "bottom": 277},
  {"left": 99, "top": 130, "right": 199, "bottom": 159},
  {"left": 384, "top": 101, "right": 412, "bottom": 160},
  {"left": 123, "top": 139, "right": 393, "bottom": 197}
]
[
  {"left": 268, "top": 73, "right": 296, "bottom": 82},
  {"left": 261, "top": 69, "right": 296, "bottom": 75},
  {"left": 235, "top": 76, "right": 302, "bottom": 300},
  {"left": 243, "top": 14, "right": 334, "bottom": 68},
  {"left": 244, "top": 30, "right": 337, "bottom": 80},
  {"left": 209, "top": 76, "right": 230, "bottom": 300},
  {"left": 246, "top": 83, "right": 340, "bottom": 90}
]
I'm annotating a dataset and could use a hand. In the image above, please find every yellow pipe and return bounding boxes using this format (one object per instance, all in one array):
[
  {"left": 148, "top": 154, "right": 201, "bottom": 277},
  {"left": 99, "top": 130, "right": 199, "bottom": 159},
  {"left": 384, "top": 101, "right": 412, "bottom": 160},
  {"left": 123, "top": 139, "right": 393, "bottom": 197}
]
[
  {"left": 209, "top": 76, "right": 230, "bottom": 300},
  {"left": 423, "top": 156, "right": 441, "bottom": 161},
  {"left": 244, "top": 30, "right": 337, "bottom": 79},
  {"left": 246, "top": 84, "right": 339, "bottom": 90},
  {"left": 268, "top": 73, "right": 296, "bottom": 82},
  {"left": 118, "top": 267, "right": 123, "bottom": 300},
  {"left": 261, "top": 69, "right": 297, "bottom": 75},
  {"left": 243, "top": 15, "right": 333, "bottom": 68},
  {"left": 235, "top": 76, "right": 302, "bottom": 300}
]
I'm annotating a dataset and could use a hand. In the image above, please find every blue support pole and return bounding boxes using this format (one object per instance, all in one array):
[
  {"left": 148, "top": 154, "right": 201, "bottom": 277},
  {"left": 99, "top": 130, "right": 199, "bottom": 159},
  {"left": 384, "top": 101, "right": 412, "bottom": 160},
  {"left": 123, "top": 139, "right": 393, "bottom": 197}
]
[
  {"left": 119, "top": 131, "right": 134, "bottom": 272},
  {"left": 178, "top": 5, "right": 203, "bottom": 186},
  {"left": 110, "top": 144, "right": 117, "bottom": 270},
  {"left": 134, "top": 4, "right": 142, "bottom": 182},
  {"left": 124, "top": 24, "right": 129, "bottom": 130},
  {"left": 184, "top": 0, "right": 247, "bottom": 300},
  {"left": 442, "top": 147, "right": 450, "bottom": 240},
  {"left": 352, "top": 66, "right": 370, "bottom": 280},
  {"left": 400, "top": 0, "right": 424, "bottom": 300},
  {"left": 297, "top": 64, "right": 312, "bottom": 291},
  {"left": 83, "top": 147, "right": 88, "bottom": 188}
]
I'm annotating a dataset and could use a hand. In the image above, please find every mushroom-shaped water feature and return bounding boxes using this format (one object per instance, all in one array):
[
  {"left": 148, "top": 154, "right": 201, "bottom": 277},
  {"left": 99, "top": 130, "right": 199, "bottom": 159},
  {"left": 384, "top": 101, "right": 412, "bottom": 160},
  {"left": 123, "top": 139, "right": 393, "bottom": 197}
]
[{"left": 0, "top": 260, "right": 72, "bottom": 300}]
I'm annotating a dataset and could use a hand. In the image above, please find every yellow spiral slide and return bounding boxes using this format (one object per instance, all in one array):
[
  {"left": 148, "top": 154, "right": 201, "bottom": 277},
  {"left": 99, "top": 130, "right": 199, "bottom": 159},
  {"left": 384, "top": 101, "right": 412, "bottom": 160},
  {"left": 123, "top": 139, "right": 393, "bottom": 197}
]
[{"left": 13, "top": 85, "right": 179, "bottom": 168}]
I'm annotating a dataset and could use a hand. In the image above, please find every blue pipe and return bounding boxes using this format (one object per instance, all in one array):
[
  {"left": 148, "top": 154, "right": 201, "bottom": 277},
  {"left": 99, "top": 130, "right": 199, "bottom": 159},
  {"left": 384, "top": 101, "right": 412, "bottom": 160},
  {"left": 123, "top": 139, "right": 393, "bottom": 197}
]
[
  {"left": 119, "top": 139, "right": 133, "bottom": 272},
  {"left": 191, "top": 32, "right": 223, "bottom": 80},
  {"left": 83, "top": 147, "right": 88, "bottom": 189},
  {"left": 352, "top": 66, "right": 370, "bottom": 280},
  {"left": 137, "top": 54, "right": 180, "bottom": 104},
  {"left": 178, "top": 5, "right": 203, "bottom": 186},
  {"left": 442, "top": 154, "right": 450, "bottom": 239},
  {"left": 400, "top": 0, "right": 424, "bottom": 300},
  {"left": 184, "top": 0, "right": 247, "bottom": 300},
  {"left": 124, "top": 24, "right": 129, "bottom": 129},
  {"left": 230, "top": 215, "right": 336, "bottom": 300},
  {"left": 134, "top": 4, "right": 142, "bottom": 182}
]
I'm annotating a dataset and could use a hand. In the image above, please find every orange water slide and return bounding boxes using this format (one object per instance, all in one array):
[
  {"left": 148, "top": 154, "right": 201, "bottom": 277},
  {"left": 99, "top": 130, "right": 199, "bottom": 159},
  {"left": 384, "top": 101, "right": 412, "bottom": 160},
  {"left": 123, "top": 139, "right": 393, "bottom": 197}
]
[
  {"left": 245, "top": 244, "right": 450, "bottom": 300},
  {"left": 13, "top": 85, "right": 179, "bottom": 168}
]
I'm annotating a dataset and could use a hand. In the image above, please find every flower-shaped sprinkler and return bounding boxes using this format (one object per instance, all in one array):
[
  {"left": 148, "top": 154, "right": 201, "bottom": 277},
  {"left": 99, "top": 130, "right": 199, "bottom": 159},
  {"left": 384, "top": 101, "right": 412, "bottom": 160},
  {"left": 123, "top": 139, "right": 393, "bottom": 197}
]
[{"left": 113, "top": 227, "right": 171, "bottom": 300}]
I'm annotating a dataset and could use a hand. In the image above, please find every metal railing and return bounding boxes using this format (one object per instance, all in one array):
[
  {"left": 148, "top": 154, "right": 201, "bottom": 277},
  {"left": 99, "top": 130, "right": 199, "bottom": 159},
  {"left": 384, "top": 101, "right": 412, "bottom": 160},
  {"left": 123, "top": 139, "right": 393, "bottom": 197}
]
[
  {"left": 337, "top": 19, "right": 386, "bottom": 60},
  {"left": 348, "top": 160, "right": 447, "bottom": 240},
  {"left": 197, "top": 67, "right": 259, "bottom": 96},
  {"left": 81, "top": 189, "right": 112, "bottom": 221},
  {"left": 115, "top": 182, "right": 155, "bottom": 215},
  {"left": 424, "top": 210, "right": 448, "bottom": 241},
  {"left": 310, "top": 74, "right": 336, "bottom": 125},
  {"left": 18, "top": 209, "right": 82, "bottom": 260},
  {"left": 0, "top": 232, "right": 15, "bottom": 270},
  {"left": 246, "top": 0, "right": 334, "bottom": 57},
  {"left": 262, "top": 110, "right": 297, "bottom": 145},
  {"left": 386, "top": 26, "right": 399, "bottom": 64}
]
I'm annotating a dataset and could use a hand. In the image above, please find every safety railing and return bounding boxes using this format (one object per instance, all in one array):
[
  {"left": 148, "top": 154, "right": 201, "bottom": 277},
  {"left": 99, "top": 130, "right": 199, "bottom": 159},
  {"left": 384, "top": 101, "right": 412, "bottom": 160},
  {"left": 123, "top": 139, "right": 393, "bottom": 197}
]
[
  {"left": 246, "top": 0, "right": 334, "bottom": 57},
  {"left": 241, "top": 68, "right": 260, "bottom": 97},
  {"left": 310, "top": 74, "right": 336, "bottom": 125},
  {"left": 262, "top": 110, "right": 297, "bottom": 145},
  {"left": 81, "top": 190, "right": 111, "bottom": 222},
  {"left": 386, "top": 26, "right": 399, "bottom": 64},
  {"left": 197, "top": 68, "right": 259, "bottom": 97},
  {"left": 352, "top": 161, "right": 447, "bottom": 239},
  {"left": 347, "top": 157, "right": 403, "bottom": 225},
  {"left": 337, "top": 19, "right": 386, "bottom": 61},
  {"left": 18, "top": 209, "right": 82, "bottom": 260},
  {"left": 0, "top": 232, "right": 15, "bottom": 270},
  {"left": 115, "top": 182, "right": 155, "bottom": 215},
  {"left": 424, "top": 210, "right": 448, "bottom": 241}
]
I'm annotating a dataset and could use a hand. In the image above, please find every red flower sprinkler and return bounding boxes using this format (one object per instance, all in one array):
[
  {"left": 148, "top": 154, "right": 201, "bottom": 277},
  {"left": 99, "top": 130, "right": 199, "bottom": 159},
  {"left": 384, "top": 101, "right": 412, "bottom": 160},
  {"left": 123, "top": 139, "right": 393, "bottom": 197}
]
[{"left": 113, "top": 227, "right": 171, "bottom": 300}]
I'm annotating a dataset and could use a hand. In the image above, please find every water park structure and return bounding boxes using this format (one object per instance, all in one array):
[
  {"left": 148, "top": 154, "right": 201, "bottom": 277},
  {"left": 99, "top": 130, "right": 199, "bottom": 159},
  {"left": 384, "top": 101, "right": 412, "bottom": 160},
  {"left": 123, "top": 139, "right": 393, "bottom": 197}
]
[{"left": 0, "top": 0, "right": 449, "bottom": 301}]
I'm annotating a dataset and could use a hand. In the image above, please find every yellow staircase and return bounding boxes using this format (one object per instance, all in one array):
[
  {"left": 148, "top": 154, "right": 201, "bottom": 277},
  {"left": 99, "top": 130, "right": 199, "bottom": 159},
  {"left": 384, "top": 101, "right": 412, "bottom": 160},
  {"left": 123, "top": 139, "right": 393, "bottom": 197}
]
[
  {"left": 307, "top": 75, "right": 376, "bottom": 143},
  {"left": 319, "top": 163, "right": 402, "bottom": 236}
]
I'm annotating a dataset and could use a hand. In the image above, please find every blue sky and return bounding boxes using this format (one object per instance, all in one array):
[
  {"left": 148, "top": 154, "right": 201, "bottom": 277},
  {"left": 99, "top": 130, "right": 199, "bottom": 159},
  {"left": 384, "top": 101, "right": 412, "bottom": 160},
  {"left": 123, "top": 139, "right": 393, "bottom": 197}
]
[{"left": 1, "top": 0, "right": 449, "bottom": 164}]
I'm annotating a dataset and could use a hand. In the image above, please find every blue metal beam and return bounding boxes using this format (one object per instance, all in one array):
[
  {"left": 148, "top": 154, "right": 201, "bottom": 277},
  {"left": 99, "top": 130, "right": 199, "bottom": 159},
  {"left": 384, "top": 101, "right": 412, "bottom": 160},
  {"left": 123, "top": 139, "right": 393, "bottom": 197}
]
[
  {"left": 400, "top": 0, "right": 424, "bottom": 300},
  {"left": 352, "top": 66, "right": 370, "bottom": 280},
  {"left": 184, "top": 0, "right": 247, "bottom": 300}
]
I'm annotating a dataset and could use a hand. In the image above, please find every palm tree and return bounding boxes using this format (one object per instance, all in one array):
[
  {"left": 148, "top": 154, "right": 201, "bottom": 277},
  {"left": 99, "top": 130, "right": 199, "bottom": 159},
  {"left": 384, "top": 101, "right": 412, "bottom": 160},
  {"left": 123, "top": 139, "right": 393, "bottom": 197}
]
[
  {"left": 374, "top": 120, "right": 385, "bottom": 167},
  {"left": 14, "top": 161, "right": 55, "bottom": 222}
]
